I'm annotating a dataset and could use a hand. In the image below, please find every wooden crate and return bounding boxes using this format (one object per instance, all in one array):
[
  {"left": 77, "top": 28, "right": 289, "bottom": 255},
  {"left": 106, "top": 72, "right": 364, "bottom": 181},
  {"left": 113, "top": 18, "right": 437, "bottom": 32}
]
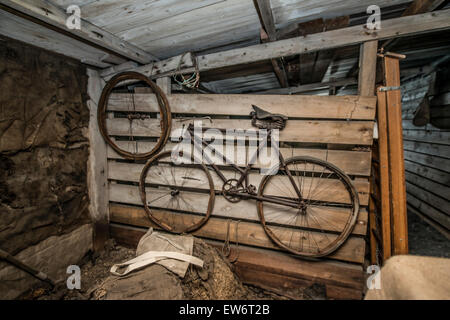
[{"left": 105, "top": 93, "right": 376, "bottom": 298}]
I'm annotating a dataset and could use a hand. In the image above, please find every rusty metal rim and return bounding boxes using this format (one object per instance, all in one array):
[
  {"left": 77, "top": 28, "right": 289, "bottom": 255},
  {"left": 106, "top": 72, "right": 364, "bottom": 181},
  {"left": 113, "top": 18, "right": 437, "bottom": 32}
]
[
  {"left": 97, "top": 71, "right": 171, "bottom": 161},
  {"left": 139, "top": 150, "right": 215, "bottom": 233}
]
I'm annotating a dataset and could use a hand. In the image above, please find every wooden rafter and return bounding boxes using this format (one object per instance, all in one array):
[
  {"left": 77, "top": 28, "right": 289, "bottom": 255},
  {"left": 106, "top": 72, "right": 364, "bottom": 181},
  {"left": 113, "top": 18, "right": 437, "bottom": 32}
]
[
  {"left": 255, "top": 78, "right": 357, "bottom": 95},
  {"left": 382, "top": 0, "right": 447, "bottom": 51},
  {"left": 253, "top": 0, "right": 289, "bottom": 88},
  {"left": 104, "top": 9, "right": 450, "bottom": 81},
  {"left": 0, "top": 0, "right": 158, "bottom": 64}
]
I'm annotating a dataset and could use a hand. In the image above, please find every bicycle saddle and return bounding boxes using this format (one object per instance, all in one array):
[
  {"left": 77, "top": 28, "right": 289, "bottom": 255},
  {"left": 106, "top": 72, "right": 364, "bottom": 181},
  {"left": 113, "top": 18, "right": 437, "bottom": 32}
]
[{"left": 250, "top": 105, "right": 288, "bottom": 130}]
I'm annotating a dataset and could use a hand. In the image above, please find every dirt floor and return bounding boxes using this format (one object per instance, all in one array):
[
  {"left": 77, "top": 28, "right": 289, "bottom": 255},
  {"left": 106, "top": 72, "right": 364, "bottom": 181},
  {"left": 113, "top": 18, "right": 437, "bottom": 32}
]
[
  {"left": 407, "top": 211, "right": 450, "bottom": 258},
  {"left": 19, "top": 239, "right": 316, "bottom": 300}
]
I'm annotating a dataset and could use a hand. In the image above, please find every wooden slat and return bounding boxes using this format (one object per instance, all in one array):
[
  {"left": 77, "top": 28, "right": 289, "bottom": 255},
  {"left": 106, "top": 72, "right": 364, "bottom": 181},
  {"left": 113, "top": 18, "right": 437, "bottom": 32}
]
[
  {"left": 406, "top": 182, "right": 450, "bottom": 216},
  {"left": 403, "top": 129, "right": 450, "bottom": 145},
  {"left": 108, "top": 162, "right": 370, "bottom": 205},
  {"left": 109, "top": 224, "right": 364, "bottom": 299},
  {"left": 376, "top": 89, "right": 392, "bottom": 261},
  {"left": 404, "top": 160, "right": 450, "bottom": 186},
  {"left": 404, "top": 140, "right": 450, "bottom": 158},
  {"left": 407, "top": 205, "right": 450, "bottom": 240},
  {"left": 407, "top": 194, "right": 450, "bottom": 230},
  {"left": 107, "top": 142, "right": 372, "bottom": 177},
  {"left": 108, "top": 183, "right": 369, "bottom": 236},
  {"left": 384, "top": 56, "right": 408, "bottom": 255},
  {"left": 106, "top": 118, "right": 375, "bottom": 145},
  {"left": 405, "top": 169, "right": 449, "bottom": 201},
  {"left": 404, "top": 150, "right": 450, "bottom": 172},
  {"left": 109, "top": 204, "right": 366, "bottom": 264},
  {"left": 107, "top": 94, "right": 377, "bottom": 120}
]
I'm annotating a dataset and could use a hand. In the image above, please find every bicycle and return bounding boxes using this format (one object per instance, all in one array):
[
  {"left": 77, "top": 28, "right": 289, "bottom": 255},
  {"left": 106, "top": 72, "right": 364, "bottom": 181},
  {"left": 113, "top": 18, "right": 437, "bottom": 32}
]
[{"left": 139, "top": 108, "right": 360, "bottom": 258}]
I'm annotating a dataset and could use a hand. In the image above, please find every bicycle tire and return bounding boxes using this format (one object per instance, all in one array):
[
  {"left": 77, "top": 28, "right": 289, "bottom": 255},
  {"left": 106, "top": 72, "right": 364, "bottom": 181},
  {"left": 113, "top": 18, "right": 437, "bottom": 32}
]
[
  {"left": 257, "top": 156, "right": 360, "bottom": 258},
  {"left": 139, "top": 150, "right": 215, "bottom": 233},
  {"left": 97, "top": 71, "right": 172, "bottom": 160}
]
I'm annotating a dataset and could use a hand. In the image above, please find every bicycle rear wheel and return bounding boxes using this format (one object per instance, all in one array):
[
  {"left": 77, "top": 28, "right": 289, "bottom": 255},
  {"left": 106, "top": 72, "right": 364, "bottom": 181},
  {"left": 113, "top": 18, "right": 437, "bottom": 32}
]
[
  {"left": 139, "top": 150, "right": 215, "bottom": 233},
  {"left": 97, "top": 71, "right": 171, "bottom": 160},
  {"left": 257, "top": 156, "right": 359, "bottom": 258}
]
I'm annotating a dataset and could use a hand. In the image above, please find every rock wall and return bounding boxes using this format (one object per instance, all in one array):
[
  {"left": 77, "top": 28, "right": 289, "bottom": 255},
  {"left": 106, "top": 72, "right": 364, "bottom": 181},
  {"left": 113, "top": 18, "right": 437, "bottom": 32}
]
[{"left": 0, "top": 36, "right": 91, "bottom": 255}]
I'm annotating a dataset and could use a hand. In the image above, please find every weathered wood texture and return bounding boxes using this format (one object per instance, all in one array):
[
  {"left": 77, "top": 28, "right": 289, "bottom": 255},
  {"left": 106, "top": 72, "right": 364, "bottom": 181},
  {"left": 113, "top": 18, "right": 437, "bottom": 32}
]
[
  {"left": 105, "top": 93, "right": 374, "bottom": 267},
  {"left": 86, "top": 69, "right": 109, "bottom": 251},
  {"left": 358, "top": 41, "right": 378, "bottom": 96},
  {"left": 1, "top": 0, "right": 157, "bottom": 63},
  {"left": 376, "top": 89, "right": 392, "bottom": 261},
  {"left": 401, "top": 64, "right": 450, "bottom": 237},
  {"left": 109, "top": 223, "right": 364, "bottom": 299},
  {"left": 0, "top": 10, "right": 117, "bottom": 68},
  {"left": 383, "top": 56, "right": 409, "bottom": 255},
  {"left": 103, "top": 9, "right": 450, "bottom": 80}
]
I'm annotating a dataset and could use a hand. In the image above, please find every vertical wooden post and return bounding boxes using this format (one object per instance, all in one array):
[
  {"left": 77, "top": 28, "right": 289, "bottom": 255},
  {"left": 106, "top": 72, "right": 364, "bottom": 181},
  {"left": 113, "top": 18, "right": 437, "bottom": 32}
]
[
  {"left": 376, "top": 89, "right": 392, "bottom": 261},
  {"left": 157, "top": 77, "right": 171, "bottom": 95},
  {"left": 87, "top": 69, "right": 109, "bottom": 252},
  {"left": 358, "top": 41, "right": 378, "bottom": 96},
  {"left": 358, "top": 40, "right": 379, "bottom": 264},
  {"left": 383, "top": 56, "right": 409, "bottom": 255}
]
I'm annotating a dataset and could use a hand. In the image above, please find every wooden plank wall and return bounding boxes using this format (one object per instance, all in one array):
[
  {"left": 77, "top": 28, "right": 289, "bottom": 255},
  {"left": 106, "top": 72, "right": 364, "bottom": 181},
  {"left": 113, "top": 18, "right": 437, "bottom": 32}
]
[
  {"left": 401, "top": 71, "right": 450, "bottom": 238},
  {"left": 105, "top": 94, "right": 376, "bottom": 268}
]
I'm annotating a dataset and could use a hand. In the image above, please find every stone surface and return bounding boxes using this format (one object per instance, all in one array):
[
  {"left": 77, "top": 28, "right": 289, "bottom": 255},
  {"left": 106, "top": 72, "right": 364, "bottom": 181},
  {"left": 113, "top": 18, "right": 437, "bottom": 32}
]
[
  {"left": 0, "top": 37, "right": 90, "bottom": 254},
  {"left": 0, "top": 224, "right": 93, "bottom": 300}
]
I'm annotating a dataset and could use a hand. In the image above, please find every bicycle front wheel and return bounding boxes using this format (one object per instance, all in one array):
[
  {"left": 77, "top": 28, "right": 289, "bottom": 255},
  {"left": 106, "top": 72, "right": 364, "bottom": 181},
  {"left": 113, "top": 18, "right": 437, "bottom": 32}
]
[
  {"left": 257, "top": 156, "right": 359, "bottom": 258},
  {"left": 139, "top": 150, "right": 215, "bottom": 233}
]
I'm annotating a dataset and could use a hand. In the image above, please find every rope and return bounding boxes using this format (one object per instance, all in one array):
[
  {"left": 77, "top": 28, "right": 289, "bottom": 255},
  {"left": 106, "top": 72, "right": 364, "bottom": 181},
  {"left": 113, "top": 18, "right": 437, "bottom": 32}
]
[
  {"left": 173, "top": 52, "right": 200, "bottom": 89},
  {"left": 221, "top": 219, "right": 241, "bottom": 263}
]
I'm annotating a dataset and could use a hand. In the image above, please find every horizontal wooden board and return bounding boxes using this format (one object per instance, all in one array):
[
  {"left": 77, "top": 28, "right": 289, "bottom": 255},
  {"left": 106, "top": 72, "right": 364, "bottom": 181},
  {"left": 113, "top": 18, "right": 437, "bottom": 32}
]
[
  {"left": 109, "top": 224, "right": 364, "bottom": 299},
  {"left": 406, "top": 182, "right": 449, "bottom": 216},
  {"left": 108, "top": 161, "right": 370, "bottom": 205},
  {"left": 108, "top": 183, "right": 368, "bottom": 236},
  {"left": 107, "top": 94, "right": 377, "bottom": 120},
  {"left": 405, "top": 170, "right": 450, "bottom": 201},
  {"left": 407, "top": 205, "right": 450, "bottom": 240},
  {"left": 106, "top": 118, "right": 374, "bottom": 145},
  {"left": 403, "top": 140, "right": 450, "bottom": 159},
  {"left": 404, "top": 150, "right": 450, "bottom": 173},
  {"left": 403, "top": 129, "right": 450, "bottom": 145},
  {"left": 109, "top": 204, "right": 366, "bottom": 264},
  {"left": 405, "top": 160, "right": 450, "bottom": 186},
  {"left": 107, "top": 142, "right": 372, "bottom": 176},
  {"left": 407, "top": 194, "right": 450, "bottom": 230},
  {"left": 402, "top": 120, "right": 449, "bottom": 132}
]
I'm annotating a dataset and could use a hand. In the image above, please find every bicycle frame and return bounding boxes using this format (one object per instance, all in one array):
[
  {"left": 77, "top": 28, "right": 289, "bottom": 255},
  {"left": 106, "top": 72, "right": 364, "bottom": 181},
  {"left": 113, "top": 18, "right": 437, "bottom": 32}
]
[{"left": 182, "top": 123, "right": 304, "bottom": 209}]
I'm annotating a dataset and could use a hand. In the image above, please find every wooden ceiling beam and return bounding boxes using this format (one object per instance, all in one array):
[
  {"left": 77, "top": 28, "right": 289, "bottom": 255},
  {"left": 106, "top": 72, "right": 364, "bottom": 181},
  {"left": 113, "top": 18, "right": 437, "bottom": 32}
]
[
  {"left": 254, "top": 78, "right": 357, "bottom": 95},
  {"left": 253, "top": 0, "right": 289, "bottom": 88},
  {"left": 382, "top": 0, "right": 448, "bottom": 50},
  {"left": 104, "top": 9, "right": 450, "bottom": 81},
  {"left": 403, "top": 0, "right": 448, "bottom": 16},
  {"left": 0, "top": 0, "right": 158, "bottom": 64}
]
